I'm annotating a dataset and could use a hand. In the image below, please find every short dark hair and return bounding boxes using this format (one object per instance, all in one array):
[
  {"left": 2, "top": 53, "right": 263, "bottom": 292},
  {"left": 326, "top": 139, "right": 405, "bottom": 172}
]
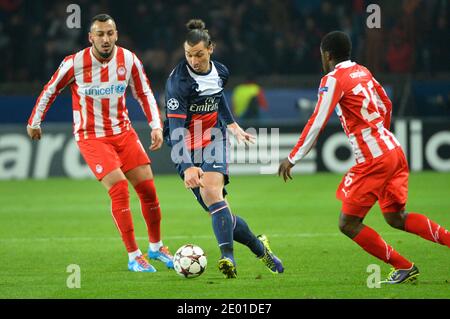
[
  {"left": 185, "top": 19, "right": 212, "bottom": 47},
  {"left": 320, "top": 31, "right": 352, "bottom": 62},
  {"left": 90, "top": 14, "right": 115, "bottom": 30}
]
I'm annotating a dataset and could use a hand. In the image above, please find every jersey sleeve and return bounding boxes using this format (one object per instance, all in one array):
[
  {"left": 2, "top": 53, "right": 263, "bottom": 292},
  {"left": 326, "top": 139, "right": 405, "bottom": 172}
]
[
  {"left": 129, "top": 54, "right": 162, "bottom": 129},
  {"left": 214, "top": 61, "right": 229, "bottom": 88},
  {"left": 288, "top": 75, "right": 343, "bottom": 164},
  {"left": 28, "top": 55, "right": 75, "bottom": 128},
  {"left": 218, "top": 92, "right": 235, "bottom": 125},
  {"left": 214, "top": 62, "right": 234, "bottom": 125},
  {"left": 372, "top": 77, "right": 392, "bottom": 130},
  {"left": 165, "top": 75, "right": 193, "bottom": 172}
]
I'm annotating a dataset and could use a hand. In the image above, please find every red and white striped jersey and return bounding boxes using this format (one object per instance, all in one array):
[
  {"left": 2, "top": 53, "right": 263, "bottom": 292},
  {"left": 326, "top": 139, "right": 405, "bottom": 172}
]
[
  {"left": 28, "top": 46, "right": 161, "bottom": 141},
  {"left": 289, "top": 60, "right": 400, "bottom": 165}
]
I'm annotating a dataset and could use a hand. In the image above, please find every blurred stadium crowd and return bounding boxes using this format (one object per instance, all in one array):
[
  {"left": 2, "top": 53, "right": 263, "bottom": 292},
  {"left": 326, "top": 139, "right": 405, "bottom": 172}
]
[{"left": 0, "top": 0, "right": 448, "bottom": 87}]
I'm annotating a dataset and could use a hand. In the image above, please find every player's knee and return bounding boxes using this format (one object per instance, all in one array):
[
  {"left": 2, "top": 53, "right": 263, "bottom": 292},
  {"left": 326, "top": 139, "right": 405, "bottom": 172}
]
[
  {"left": 200, "top": 187, "right": 223, "bottom": 207},
  {"left": 339, "top": 221, "right": 354, "bottom": 237},
  {"left": 108, "top": 180, "right": 130, "bottom": 202},
  {"left": 384, "top": 211, "right": 407, "bottom": 230},
  {"left": 134, "top": 180, "right": 158, "bottom": 204},
  {"left": 338, "top": 216, "right": 361, "bottom": 237}
]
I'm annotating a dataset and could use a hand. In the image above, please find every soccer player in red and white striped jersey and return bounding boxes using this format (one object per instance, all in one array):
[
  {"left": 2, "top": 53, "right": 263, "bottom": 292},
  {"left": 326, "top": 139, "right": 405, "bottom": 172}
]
[
  {"left": 279, "top": 31, "right": 449, "bottom": 284},
  {"left": 27, "top": 14, "right": 174, "bottom": 272}
]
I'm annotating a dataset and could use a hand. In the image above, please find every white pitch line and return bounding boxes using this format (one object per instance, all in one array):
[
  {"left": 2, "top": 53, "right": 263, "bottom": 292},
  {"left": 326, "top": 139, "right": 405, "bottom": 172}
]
[{"left": 0, "top": 232, "right": 407, "bottom": 242}]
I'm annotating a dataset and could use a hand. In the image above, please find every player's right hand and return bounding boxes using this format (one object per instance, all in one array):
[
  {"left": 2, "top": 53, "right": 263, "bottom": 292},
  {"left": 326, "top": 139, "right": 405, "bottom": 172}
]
[
  {"left": 278, "top": 158, "right": 294, "bottom": 182},
  {"left": 184, "top": 167, "right": 205, "bottom": 189},
  {"left": 27, "top": 125, "right": 42, "bottom": 140}
]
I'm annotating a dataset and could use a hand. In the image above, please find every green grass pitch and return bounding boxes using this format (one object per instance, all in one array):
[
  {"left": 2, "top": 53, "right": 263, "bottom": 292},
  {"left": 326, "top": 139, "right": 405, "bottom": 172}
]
[{"left": 0, "top": 172, "right": 449, "bottom": 298}]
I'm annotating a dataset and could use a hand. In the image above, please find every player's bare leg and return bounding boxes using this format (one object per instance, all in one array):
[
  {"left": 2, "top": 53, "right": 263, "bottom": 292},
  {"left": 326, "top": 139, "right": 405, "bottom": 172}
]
[
  {"left": 102, "top": 168, "right": 155, "bottom": 272},
  {"left": 125, "top": 165, "right": 174, "bottom": 269}
]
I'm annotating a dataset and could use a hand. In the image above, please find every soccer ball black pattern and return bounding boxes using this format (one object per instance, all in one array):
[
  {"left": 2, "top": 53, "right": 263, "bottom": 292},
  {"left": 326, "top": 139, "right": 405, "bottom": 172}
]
[{"left": 173, "top": 244, "right": 207, "bottom": 278}]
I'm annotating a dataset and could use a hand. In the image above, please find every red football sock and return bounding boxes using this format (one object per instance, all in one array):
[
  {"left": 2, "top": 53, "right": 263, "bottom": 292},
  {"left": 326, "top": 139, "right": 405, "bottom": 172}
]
[
  {"left": 108, "top": 180, "right": 138, "bottom": 252},
  {"left": 405, "top": 213, "right": 450, "bottom": 247},
  {"left": 353, "top": 225, "right": 413, "bottom": 269},
  {"left": 134, "top": 179, "right": 161, "bottom": 244}
]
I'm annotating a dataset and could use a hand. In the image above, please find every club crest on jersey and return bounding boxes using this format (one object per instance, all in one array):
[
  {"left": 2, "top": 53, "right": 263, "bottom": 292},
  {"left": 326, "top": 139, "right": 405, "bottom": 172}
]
[
  {"left": 167, "top": 98, "right": 179, "bottom": 110},
  {"left": 117, "top": 65, "right": 127, "bottom": 77}
]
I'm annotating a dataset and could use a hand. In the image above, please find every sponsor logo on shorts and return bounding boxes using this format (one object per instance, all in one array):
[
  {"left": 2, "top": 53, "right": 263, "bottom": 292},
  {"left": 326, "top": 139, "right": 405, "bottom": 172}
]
[{"left": 341, "top": 188, "right": 349, "bottom": 197}]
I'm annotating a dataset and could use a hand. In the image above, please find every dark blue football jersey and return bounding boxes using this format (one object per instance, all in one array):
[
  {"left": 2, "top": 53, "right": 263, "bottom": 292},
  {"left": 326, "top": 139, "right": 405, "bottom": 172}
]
[{"left": 164, "top": 60, "right": 234, "bottom": 150}]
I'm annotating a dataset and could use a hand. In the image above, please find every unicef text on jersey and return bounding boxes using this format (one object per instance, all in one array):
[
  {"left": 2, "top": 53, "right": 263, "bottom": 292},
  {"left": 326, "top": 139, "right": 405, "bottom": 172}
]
[{"left": 84, "top": 84, "right": 126, "bottom": 96}]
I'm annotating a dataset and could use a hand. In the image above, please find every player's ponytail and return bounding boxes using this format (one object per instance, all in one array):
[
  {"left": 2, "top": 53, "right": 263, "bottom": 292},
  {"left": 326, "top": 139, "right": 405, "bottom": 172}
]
[{"left": 185, "top": 19, "right": 212, "bottom": 47}]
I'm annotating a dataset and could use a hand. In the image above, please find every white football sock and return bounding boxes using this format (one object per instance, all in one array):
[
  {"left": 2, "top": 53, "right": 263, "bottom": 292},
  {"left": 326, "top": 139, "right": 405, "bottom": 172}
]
[
  {"left": 128, "top": 249, "right": 142, "bottom": 262},
  {"left": 149, "top": 241, "right": 163, "bottom": 252}
]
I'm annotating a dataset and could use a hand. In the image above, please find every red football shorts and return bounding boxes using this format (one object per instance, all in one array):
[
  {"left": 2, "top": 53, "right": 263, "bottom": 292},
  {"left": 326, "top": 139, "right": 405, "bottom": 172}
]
[
  {"left": 77, "top": 128, "right": 150, "bottom": 180},
  {"left": 337, "top": 147, "right": 409, "bottom": 218}
]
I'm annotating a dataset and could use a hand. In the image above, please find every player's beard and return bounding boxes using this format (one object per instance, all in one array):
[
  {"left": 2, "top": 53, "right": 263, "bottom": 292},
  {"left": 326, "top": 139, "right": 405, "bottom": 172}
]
[{"left": 94, "top": 43, "right": 113, "bottom": 59}]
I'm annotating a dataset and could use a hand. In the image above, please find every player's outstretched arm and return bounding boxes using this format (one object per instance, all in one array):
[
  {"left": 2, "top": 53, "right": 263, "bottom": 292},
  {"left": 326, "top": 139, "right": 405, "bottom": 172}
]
[
  {"left": 27, "top": 55, "right": 74, "bottom": 142},
  {"left": 218, "top": 92, "right": 255, "bottom": 145},
  {"left": 129, "top": 53, "right": 163, "bottom": 149}
]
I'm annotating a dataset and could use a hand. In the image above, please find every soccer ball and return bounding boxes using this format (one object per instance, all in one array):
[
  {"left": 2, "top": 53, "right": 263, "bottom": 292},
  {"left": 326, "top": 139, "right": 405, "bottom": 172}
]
[{"left": 173, "top": 244, "right": 207, "bottom": 278}]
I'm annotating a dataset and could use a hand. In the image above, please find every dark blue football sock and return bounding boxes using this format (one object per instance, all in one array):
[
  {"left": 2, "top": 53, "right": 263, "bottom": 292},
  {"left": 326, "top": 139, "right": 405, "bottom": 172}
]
[
  {"left": 232, "top": 214, "right": 265, "bottom": 258},
  {"left": 209, "top": 201, "right": 234, "bottom": 263}
]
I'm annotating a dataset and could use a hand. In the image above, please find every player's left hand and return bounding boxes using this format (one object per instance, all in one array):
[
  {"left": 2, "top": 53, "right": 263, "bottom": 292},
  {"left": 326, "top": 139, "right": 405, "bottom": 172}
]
[
  {"left": 278, "top": 158, "right": 295, "bottom": 182},
  {"left": 150, "top": 128, "right": 163, "bottom": 151},
  {"left": 227, "top": 122, "right": 256, "bottom": 145}
]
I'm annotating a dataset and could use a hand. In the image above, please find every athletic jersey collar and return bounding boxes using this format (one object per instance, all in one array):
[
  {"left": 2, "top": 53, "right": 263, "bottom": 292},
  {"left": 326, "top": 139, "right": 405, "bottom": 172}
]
[
  {"left": 90, "top": 45, "right": 117, "bottom": 65},
  {"left": 186, "top": 61, "right": 213, "bottom": 76},
  {"left": 335, "top": 60, "right": 355, "bottom": 69}
]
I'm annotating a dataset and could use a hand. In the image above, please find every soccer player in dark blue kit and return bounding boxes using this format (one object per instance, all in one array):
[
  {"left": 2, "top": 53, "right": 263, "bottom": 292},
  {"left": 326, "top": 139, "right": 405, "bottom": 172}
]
[{"left": 163, "top": 19, "right": 284, "bottom": 278}]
